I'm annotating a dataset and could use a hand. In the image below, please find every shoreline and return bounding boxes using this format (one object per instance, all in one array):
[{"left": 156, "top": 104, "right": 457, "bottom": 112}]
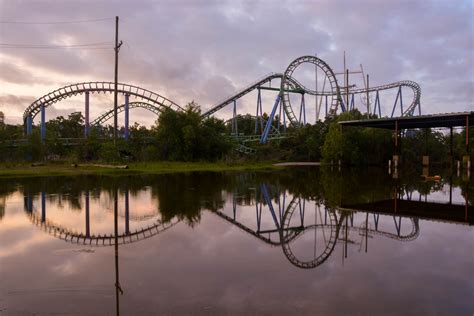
[{"left": 0, "top": 161, "right": 283, "bottom": 178}]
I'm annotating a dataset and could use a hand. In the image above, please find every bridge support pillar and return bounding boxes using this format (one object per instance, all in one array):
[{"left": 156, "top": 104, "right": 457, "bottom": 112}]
[
  {"left": 450, "top": 127, "right": 454, "bottom": 165},
  {"left": 26, "top": 115, "right": 33, "bottom": 136},
  {"left": 463, "top": 115, "right": 471, "bottom": 171},
  {"left": 40, "top": 104, "right": 46, "bottom": 142},
  {"left": 124, "top": 94, "right": 129, "bottom": 141},
  {"left": 84, "top": 92, "right": 90, "bottom": 138}
]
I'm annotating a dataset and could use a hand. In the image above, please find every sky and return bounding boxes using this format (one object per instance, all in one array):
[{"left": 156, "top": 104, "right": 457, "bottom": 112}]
[{"left": 0, "top": 0, "right": 473, "bottom": 126}]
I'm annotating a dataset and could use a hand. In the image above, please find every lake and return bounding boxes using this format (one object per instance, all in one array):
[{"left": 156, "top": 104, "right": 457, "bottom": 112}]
[{"left": 0, "top": 167, "right": 472, "bottom": 315}]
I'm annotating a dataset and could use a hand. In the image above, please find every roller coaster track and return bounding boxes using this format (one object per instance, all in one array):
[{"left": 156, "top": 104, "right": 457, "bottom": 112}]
[
  {"left": 212, "top": 195, "right": 303, "bottom": 247},
  {"left": 280, "top": 208, "right": 419, "bottom": 269},
  {"left": 201, "top": 56, "right": 421, "bottom": 126},
  {"left": 281, "top": 200, "right": 340, "bottom": 269},
  {"left": 201, "top": 73, "right": 304, "bottom": 118},
  {"left": 28, "top": 211, "right": 180, "bottom": 246},
  {"left": 341, "top": 80, "right": 421, "bottom": 117},
  {"left": 355, "top": 217, "right": 420, "bottom": 242},
  {"left": 23, "top": 82, "right": 183, "bottom": 122},
  {"left": 91, "top": 101, "right": 164, "bottom": 126},
  {"left": 282, "top": 55, "right": 342, "bottom": 125}
]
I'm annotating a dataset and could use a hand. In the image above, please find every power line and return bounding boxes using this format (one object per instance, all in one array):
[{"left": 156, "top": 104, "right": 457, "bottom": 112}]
[
  {"left": 0, "top": 41, "right": 113, "bottom": 47},
  {"left": 0, "top": 41, "right": 113, "bottom": 49},
  {"left": 0, "top": 46, "right": 112, "bottom": 50},
  {"left": 0, "top": 17, "right": 114, "bottom": 25}
]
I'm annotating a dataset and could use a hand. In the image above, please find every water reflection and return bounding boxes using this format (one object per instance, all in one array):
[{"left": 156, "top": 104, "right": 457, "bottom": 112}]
[
  {"left": 0, "top": 169, "right": 472, "bottom": 315},
  {"left": 20, "top": 176, "right": 472, "bottom": 271}
]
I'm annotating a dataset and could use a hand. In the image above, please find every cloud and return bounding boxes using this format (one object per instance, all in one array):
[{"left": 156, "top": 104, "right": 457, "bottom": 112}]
[
  {"left": 0, "top": 94, "right": 36, "bottom": 111},
  {"left": 0, "top": 0, "right": 472, "bottom": 125}
]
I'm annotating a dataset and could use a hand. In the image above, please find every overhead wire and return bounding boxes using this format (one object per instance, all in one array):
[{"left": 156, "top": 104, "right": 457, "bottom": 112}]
[
  {"left": 0, "top": 17, "right": 116, "bottom": 49},
  {"left": 0, "top": 41, "right": 114, "bottom": 50},
  {"left": 0, "top": 17, "right": 114, "bottom": 25}
]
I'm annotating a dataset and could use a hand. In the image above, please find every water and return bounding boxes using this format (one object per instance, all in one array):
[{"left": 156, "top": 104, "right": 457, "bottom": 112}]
[{"left": 0, "top": 168, "right": 472, "bottom": 315}]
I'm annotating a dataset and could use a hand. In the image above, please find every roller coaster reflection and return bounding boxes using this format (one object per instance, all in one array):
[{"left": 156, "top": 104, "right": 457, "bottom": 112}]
[
  {"left": 26, "top": 182, "right": 471, "bottom": 270},
  {"left": 218, "top": 184, "right": 421, "bottom": 269}
]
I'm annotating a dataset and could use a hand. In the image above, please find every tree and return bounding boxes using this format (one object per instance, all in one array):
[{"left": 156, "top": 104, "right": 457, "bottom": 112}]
[
  {"left": 154, "top": 102, "right": 231, "bottom": 161},
  {"left": 322, "top": 110, "right": 392, "bottom": 165}
]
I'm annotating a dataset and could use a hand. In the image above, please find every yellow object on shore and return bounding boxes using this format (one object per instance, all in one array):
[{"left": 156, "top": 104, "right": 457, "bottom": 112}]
[{"left": 420, "top": 175, "right": 441, "bottom": 181}]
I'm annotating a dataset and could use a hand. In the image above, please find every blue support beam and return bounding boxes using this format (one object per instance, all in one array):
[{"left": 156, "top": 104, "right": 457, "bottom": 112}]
[
  {"left": 260, "top": 94, "right": 281, "bottom": 144},
  {"left": 325, "top": 95, "right": 328, "bottom": 117},
  {"left": 84, "top": 92, "right": 90, "bottom": 137},
  {"left": 255, "top": 199, "right": 262, "bottom": 233},
  {"left": 261, "top": 184, "right": 280, "bottom": 229},
  {"left": 400, "top": 87, "right": 404, "bottom": 116},
  {"left": 124, "top": 94, "right": 130, "bottom": 140},
  {"left": 391, "top": 86, "right": 401, "bottom": 118},
  {"left": 85, "top": 191, "right": 90, "bottom": 238},
  {"left": 299, "top": 93, "right": 306, "bottom": 125},
  {"left": 41, "top": 191, "right": 46, "bottom": 223},
  {"left": 255, "top": 88, "right": 263, "bottom": 134},
  {"left": 125, "top": 189, "right": 130, "bottom": 235},
  {"left": 26, "top": 115, "right": 33, "bottom": 136},
  {"left": 340, "top": 99, "right": 347, "bottom": 113},
  {"left": 232, "top": 100, "right": 238, "bottom": 135},
  {"left": 373, "top": 90, "right": 381, "bottom": 117},
  {"left": 40, "top": 104, "right": 46, "bottom": 142}
]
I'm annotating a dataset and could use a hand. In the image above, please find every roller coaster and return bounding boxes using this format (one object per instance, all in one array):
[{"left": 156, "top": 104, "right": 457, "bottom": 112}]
[
  {"left": 23, "top": 183, "right": 434, "bottom": 270},
  {"left": 21, "top": 55, "right": 421, "bottom": 150}
]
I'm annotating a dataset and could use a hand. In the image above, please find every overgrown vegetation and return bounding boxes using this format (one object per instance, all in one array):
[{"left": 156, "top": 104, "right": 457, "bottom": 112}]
[{"left": 0, "top": 104, "right": 471, "bottom": 166}]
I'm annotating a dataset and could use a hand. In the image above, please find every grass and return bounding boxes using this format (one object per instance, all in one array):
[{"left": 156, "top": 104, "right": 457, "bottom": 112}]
[{"left": 0, "top": 161, "right": 282, "bottom": 178}]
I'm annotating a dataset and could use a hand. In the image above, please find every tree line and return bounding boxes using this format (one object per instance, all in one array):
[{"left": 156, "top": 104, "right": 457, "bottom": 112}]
[{"left": 0, "top": 103, "right": 471, "bottom": 165}]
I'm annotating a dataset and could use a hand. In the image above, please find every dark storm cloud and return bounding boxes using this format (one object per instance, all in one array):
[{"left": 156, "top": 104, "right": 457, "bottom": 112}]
[{"left": 0, "top": 0, "right": 472, "bottom": 124}]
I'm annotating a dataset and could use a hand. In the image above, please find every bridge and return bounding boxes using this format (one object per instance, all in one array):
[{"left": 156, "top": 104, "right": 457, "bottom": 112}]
[
  {"left": 339, "top": 111, "right": 473, "bottom": 164},
  {"left": 19, "top": 55, "right": 422, "bottom": 152}
]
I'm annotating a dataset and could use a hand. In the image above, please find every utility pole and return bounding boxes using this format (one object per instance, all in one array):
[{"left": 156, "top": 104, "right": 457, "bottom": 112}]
[
  {"left": 366, "top": 74, "right": 370, "bottom": 118},
  {"left": 114, "top": 16, "right": 123, "bottom": 144}
]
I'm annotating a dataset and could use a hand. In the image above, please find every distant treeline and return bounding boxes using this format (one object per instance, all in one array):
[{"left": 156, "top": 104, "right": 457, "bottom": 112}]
[{"left": 0, "top": 102, "right": 471, "bottom": 165}]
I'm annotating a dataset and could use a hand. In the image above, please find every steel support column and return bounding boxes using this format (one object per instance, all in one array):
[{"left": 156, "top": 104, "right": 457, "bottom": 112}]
[
  {"left": 40, "top": 104, "right": 46, "bottom": 142},
  {"left": 232, "top": 100, "right": 238, "bottom": 135},
  {"left": 25, "top": 193, "right": 33, "bottom": 213},
  {"left": 450, "top": 127, "right": 453, "bottom": 163},
  {"left": 125, "top": 189, "right": 130, "bottom": 235},
  {"left": 27, "top": 115, "right": 33, "bottom": 136},
  {"left": 399, "top": 87, "right": 404, "bottom": 115},
  {"left": 466, "top": 115, "right": 470, "bottom": 153},
  {"left": 299, "top": 93, "right": 306, "bottom": 125},
  {"left": 395, "top": 120, "right": 399, "bottom": 152},
  {"left": 260, "top": 94, "right": 281, "bottom": 144},
  {"left": 85, "top": 91, "right": 90, "bottom": 137},
  {"left": 85, "top": 191, "right": 90, "bottom": 238},
  {"left": 325, "top": 95, "right": 328, "bottom": 117},
  {"left": 255, "top": 88, "right": 263, "bottom": 134},
  {"left": 124, "top": 94, "right": 129, "bottom": 140},
  {"left": 41, "top": 191, "right": 46, "bottom": 223},
  {"left": 391, "top": 86, "right": 401, "bottom": 118}
]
